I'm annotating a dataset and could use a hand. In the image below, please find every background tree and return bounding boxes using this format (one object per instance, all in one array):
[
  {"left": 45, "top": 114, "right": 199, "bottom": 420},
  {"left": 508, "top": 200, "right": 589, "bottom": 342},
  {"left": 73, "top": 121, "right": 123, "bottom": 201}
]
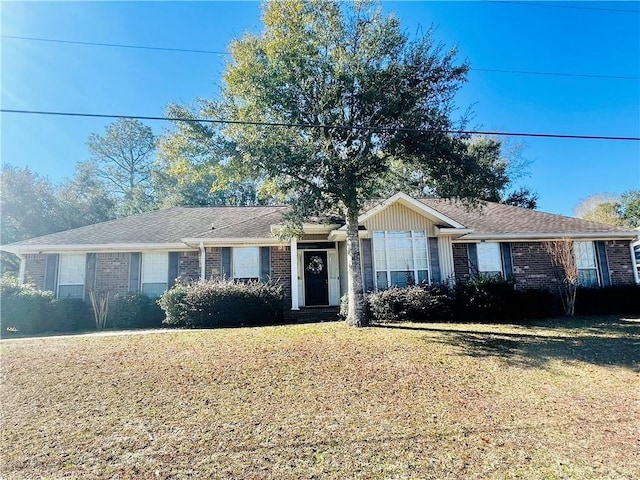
[
  {"left": 617, "top": 190, "right": 640, "bottom": 228},
  {"left": 217, "top": 0, "right": 509, "bottom": 326},
  {"left": 87, "top": 118, "right": 156, "bottom": 214},
  {"left": 573, "top": 193, "right": 622, "bottom": 226}
]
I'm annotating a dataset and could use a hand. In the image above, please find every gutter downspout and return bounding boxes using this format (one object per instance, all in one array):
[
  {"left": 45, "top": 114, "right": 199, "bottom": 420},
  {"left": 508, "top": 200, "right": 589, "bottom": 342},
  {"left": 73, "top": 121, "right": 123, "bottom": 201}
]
[{"left": 199, "top": 242, "right": 206, "bottom": 281}]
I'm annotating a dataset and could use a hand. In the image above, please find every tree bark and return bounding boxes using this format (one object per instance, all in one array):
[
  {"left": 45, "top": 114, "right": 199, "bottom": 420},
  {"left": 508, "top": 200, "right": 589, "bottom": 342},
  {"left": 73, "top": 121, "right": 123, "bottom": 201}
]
[{"left": 345, "top": 207, "right": 366, "bottom": 327}]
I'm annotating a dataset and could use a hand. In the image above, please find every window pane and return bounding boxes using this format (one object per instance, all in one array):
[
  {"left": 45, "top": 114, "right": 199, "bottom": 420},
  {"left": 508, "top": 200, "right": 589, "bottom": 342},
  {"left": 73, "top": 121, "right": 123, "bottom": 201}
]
[
  {"left": 373, "top": 235, "right": 387, "bottom": 270},
  {"left": 390, "top": 271, "right": 414, "bottom": 288},
  {"left": 578, "top": 269, "right": 599, "bottom": 287},
  {"left": 142, "top": 253, "right": 168, "bottom": 283},
  {"left": 376, "top": 271, "right": 388, "bottom": 289},
  {"left": 417, "top": 270, "right": 429, "bottom": 284},
  {"left": 58, "top": 254, "right": 86, "bottom": 285},
  {"left": 477, "top": 242, "right": 502, "bottom": 274},
  {"left": 414, "top": 235, "right": 428, "bottom": 270},
  {"left": 387, "top": 233, "right": 413, "bottom": 271},
  {"left": 58, "top": 284, "right": 84, "bottom": 299},
  {"left": 575, "top": 241, "right": 597, "bottom": 269},
  {"left": 142, "top": 282, "right": 168, "bottom": 298},
  {"left": 233, "top": 247, "right": 259, "bottom": 279}
]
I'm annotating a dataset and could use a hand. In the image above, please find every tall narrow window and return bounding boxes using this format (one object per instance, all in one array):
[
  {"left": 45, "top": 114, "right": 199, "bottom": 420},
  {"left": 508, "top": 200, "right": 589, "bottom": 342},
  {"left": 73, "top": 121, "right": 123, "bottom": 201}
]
[
  {"left": 373, "top": 231, "right": 429, "bottom": 289},
  {"left": 141, "top": 252, "right": 168, "bottom": 298},
  {"left": 232, "top": 247, "right": 260, "bottom": 280},
  {"left": 477, "top": 242, "right": 503, "bottom": 277},
  {"left": 575, "top": 241, "right": 599, "bottom": 287},
  {"left": 57, "top": 254, "right": 86, "bottom": 299}
]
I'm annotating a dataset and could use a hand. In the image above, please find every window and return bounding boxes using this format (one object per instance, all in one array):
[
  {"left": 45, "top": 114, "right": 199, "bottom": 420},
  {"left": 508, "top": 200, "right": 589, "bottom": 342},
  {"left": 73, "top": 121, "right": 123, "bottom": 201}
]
[
  {"left": 57, "top": 254, "right": 86, "bottom": 298},
  {"left": 233, "top": 247, "right": 260, "bottom": 280},
  {"left": 373, "top": 231, "right": 429, "bottom": 288},
  {"left": 142, "top": 253, "right": 168, "bottom": 298},
  {"left": 477, "top": 242, "right": 503, "bottom": 277},
  {"left": 575, "top": 241, "right": 599, "bottom": 287}
]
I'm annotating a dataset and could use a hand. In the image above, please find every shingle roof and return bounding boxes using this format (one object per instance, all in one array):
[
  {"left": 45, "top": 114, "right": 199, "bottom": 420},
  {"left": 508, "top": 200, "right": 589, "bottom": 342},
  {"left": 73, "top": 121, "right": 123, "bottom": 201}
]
[
  {"left": 417, "top": 199, "right": 633, "bottom": 236},
  {"left": 6, "top": 206, "right": 289, "bottom": 247}
]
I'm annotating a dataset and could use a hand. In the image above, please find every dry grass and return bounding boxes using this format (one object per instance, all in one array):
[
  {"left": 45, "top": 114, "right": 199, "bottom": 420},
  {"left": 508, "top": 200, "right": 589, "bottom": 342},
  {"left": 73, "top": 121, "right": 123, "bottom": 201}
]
[{"left": 1, "top": 316, "right": 639, "bottom": 479}]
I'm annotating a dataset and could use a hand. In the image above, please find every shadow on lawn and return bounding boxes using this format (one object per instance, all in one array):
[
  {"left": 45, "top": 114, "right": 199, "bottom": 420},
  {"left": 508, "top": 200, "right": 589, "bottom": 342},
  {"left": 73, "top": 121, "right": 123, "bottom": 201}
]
[{"left": 376, "top": 316, "right": 640, "bottom": 370}]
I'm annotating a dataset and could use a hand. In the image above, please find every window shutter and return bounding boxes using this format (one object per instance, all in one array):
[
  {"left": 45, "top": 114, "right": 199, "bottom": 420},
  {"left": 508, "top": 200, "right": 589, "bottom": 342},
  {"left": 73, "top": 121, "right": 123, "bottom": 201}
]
[
  {"left": 85, "top": 253, "right": 97, "bottom": 293},
  {"left": 221, "top": 247, "right": 232, "bottom": 278},
  {"left": 361, "top": 238, "right": 374, "bottom": 291},
  {"left": 595, "top": 241, "right": 611, "bottom": 287},
  {"left": 129, "top": 253, "right": 141, "bottom": 294},
  {"left": 260, "top": 247, "right": 271, "bottom": 282},
  {"left": 428, "top": 237, "right": 441, "bottom": 284},
  {"left": 467, "top": 244, "right": 479, "bottom": 279},
  {"left": 500, "top": 243, "right": 513, "bottom": 278},
  {"left": 44, "top": 254, "right": 59, "bottom": 292},
  {"left": 168, "top": 252, "right": 180, "bottom": 288}
]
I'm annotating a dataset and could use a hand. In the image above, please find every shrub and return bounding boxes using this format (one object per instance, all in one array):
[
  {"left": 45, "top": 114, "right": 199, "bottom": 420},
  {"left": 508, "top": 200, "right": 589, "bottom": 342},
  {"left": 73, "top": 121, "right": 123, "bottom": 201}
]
[
  {"left": 107, "top": 294, "right": 165, "bottom": 329},
  {"left": 575, "top": 285, "right": 640, "bottom": 315},
  {"left": 454, "top": 275, "right": 518, "bottom": 321},
  {"left": 158, "top": 279, "right": 284, "bottom": 328},
  {"left": 49, "top": 298, "right": 93, "bottom": 332}
]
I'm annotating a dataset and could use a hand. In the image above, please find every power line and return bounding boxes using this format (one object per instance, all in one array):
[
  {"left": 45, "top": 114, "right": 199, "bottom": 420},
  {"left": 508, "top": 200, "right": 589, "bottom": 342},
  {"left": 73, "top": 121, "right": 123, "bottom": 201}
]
[
  {"left": 2, "top": 34, "right": 638, "bottom": 81},
  {"left": 490, "top": 1, "right": 640, "bottom": 14},
  {"left": 2, "top": 108, "right": 638, "bottom": 141}
]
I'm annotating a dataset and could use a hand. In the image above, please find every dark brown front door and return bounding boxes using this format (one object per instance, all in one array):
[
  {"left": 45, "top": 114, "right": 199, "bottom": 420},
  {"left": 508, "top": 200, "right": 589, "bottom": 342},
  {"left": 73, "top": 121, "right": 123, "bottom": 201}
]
[{"left": 304, "top": 251, "right": 329, "bottom": 306}]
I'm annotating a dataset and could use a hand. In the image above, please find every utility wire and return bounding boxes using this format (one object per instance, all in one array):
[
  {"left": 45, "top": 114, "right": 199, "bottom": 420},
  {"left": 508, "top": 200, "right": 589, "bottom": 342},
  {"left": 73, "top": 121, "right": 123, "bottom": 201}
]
[
  {"left": 2, "top": 108, "right": 638, "bottom": 141},
  {"left": 490, "top": 1, "right": 640, "bottom": 14},
  {"left": 2, "top": 34, "right": 638, "bottom": 81}
]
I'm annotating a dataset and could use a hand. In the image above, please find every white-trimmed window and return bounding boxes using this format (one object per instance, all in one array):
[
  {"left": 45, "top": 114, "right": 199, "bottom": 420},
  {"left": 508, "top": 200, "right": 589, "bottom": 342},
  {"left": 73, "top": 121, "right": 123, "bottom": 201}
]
[
  {"left": 575, "top": 241, "right": 599, "bottom": 287},
  {"left": 373, "top": 231, "right": 429, "bottom": 289},
  {"left": 141, "top": 252, "right": 168, "bottom": 298},
  {"left": 477, "top": 242, "right": 503, "bottom": 277},
  {"left": 233, "top": 247, "right": 260, "bottom": 280},
  {"left": 57, "top": 254, "right": 86, "bottom": 299}
]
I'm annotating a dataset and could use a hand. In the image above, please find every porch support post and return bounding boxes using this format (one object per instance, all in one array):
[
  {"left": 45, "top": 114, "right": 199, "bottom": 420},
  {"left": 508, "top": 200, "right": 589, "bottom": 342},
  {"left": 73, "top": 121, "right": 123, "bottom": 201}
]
[
  {"left": 290, "top": 238, "right": 299, "bottom": 310},
  {"left": 199, "top": 242, "right": 206, "bottom": 281}
]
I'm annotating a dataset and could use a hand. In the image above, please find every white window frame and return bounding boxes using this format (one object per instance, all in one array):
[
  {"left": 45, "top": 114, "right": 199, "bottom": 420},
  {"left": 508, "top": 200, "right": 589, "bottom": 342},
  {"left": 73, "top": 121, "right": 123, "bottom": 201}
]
[
  {"left": 575, "top": 241, "right": 599, "bottom": 287},
  {"left": 141, "top": 252, "right": 169, "bottom": 298},
  {"left": 373, "top": 231, "right": 430, "bottom": 289},
  {"left": 477, "top": 242, "right": 503, "bottom": 277},
  {"left": 57, "top": 253, "right": 86, "bottom": 299},
  {"left": 232, "top": 247, "right": 260, "bottom": 280}
]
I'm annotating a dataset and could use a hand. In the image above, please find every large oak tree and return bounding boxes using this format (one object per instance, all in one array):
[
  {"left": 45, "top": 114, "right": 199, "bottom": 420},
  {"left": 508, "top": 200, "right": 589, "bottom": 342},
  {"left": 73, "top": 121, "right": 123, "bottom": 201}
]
[{"left": 210, "top": 0, "right": 511, "bottom": 326}]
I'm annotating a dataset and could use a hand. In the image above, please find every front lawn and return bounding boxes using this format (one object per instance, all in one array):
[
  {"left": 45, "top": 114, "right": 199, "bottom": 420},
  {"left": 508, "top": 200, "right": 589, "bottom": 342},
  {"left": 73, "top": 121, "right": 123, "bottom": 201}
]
[{"left": 1, "top": 316, "right": 639, "bottom": 479}]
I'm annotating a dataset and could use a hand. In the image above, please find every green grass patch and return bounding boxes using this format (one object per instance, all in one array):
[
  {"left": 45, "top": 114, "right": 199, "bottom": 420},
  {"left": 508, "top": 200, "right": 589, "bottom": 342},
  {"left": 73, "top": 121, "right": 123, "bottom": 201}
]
[{"left": 1, "top": 316, "right": 639, "bottom": 479}]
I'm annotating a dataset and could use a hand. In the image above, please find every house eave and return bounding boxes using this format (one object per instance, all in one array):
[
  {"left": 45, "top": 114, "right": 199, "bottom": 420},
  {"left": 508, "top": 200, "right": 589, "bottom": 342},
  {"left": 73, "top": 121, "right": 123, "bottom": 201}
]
[
  {"left": 1, "top": 242, "right": 191, "bottom": 255},
  {"left": 452, "top": 232, "right": 639, "bottom": 242},
  {"left": 181, "top": 237, "right": 286, "bottom": 247}
]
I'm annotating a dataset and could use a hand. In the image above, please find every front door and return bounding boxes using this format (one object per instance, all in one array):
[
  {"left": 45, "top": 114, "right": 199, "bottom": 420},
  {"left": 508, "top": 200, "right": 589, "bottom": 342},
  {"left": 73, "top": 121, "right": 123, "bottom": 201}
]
[{"left": 304, "top": 251, "right": 329, "bottom": 306}]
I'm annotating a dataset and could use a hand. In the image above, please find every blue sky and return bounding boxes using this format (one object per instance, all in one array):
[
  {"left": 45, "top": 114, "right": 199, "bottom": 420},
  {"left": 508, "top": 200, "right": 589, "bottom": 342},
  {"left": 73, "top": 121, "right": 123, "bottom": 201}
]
[{"left": 1, "top": 1, "right": 638, "bottom": 216}]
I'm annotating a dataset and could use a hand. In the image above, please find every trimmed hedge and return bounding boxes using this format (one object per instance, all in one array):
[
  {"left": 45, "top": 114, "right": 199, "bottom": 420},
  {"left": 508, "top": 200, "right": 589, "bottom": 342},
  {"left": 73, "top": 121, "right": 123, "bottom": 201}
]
[
  {"left": 158, "top": 279, "right": 285, "bottom": 328},
  {"left": 341, "top": 278, "right": 556, "bottom": 324},
  {"left": 107, "top": 294, "right": 165, "bottom": 329},
  {"left": 575, "top": 285, "right": 640, "bottom": 315}
]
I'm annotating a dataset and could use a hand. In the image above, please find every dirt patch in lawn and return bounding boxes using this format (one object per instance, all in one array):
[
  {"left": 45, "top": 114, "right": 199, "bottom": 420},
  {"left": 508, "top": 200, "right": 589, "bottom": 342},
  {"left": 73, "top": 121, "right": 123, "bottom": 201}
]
[{"left": 1, "top": 317, "right": 639, "bottom": 479}]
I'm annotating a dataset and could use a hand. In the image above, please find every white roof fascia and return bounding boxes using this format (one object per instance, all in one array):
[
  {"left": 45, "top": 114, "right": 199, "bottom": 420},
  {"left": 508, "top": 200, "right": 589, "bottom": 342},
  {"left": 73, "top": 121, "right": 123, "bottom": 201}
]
[
  {"left": 181, "top": 237, "right": 286, "bottom": 247},
  {"left": 328, "top": 230, "right": 368, "bottom": 241},
  {"left": 1, "top": 242, "right": 190, "bottom": 255},
  {"left": 358, "top": 192, "right": 466, "bottom": 229},
  {"left": 452, "top": 232, "right": 639, "bottom": 242},
  {"left": 436, "top": 227, "right": 474, "bottom": 236},
  {"left": 270, "top": 223, "right": 342, "bottom": 235}
]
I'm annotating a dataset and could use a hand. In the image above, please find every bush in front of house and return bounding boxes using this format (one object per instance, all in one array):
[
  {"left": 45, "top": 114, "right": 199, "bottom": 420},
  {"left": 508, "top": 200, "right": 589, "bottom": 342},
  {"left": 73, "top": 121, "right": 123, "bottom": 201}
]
[
  {"left": 158, "top": 278, "right": 285, "bottom": 328},
  {"left": 367, "top": 285, "right": 454, "bottom": 323},
  {"left": 0, "top": 275, "right": 93, "bottom": 336},
  {"left": 107, "top": 294, "right": 165, "bottom": 329},
  {"left": 575, "top": 285, "right": 640, "bottom": 315},
  {"left": 454, "top": 275, "right": 519, "bottom": 321}
]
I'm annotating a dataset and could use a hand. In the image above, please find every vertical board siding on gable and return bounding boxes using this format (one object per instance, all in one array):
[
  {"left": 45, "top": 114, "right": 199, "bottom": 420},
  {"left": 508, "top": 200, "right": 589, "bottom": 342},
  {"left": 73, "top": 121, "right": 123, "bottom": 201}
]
[
  {"left": 361, "top": 238, "right": 374, "bottom": 292},
  {"left": 23, "top": 254, "right": 47, "bottom": 290},
  {"left": 362, "top": 203, "right": 437, "bottom": 235},
  {"left": 428, "top": 237, "right": 441, "bottom": 283},
  {"left": 605, "top": 240, "right": 635, "bottom": 285}
]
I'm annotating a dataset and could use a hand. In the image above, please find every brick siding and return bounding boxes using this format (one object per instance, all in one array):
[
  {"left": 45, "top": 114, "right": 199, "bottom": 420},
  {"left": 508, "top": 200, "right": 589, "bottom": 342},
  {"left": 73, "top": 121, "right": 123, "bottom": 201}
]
[
  {"left": 93, "top": 253, "right": 130, "bottom": 295},
  {"left": 271, "top": 246, "right": 292, "bottom": 307},
  {"left": 23, "top": 254, "right": 47, "bottom": 289},
  {"left": 606, "top": 240, "right": 635, "bottom": 285},
  {"left": 510, "top": 242, "right": 559, "bottom": 291},
  {"left": 205, "top": 247, "right": 222, "bottom": 280},
  {"left": 178, "top": 251, "right": 200, "bottom": 282}
]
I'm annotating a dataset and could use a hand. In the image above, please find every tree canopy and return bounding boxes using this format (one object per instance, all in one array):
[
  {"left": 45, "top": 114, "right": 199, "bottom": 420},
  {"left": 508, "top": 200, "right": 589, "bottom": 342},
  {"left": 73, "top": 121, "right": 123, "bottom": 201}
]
[
  {"left": 573, "top": 191, "right": 640, "bottom": 228},
  {"left": 212, "top": 0, "right": 513, "bottom": 325}
]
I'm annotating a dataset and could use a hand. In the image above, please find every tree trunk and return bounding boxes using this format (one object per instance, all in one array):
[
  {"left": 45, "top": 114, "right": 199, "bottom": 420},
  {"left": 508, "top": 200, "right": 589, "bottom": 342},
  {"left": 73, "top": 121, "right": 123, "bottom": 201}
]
[{"left": 345, "top": 207, "right": 366, "bottom": 327}]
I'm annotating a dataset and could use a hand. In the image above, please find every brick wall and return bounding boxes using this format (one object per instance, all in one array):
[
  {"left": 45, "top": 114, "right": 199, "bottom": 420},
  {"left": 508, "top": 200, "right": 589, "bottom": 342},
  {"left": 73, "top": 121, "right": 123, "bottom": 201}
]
[
  {"left": 271, "top": 246, "right": 292, "bottom": 306},
  {"left": 606, "top": 240, "right": 635, "bottom": 286},
  {"left": 205, "top": 247, "right": 222, "bottom": 279},
  {"left": 510, "top": 242, "right": 559, "bottom": 291},
  {"left": 452, "top": 244, "right": 470, "bottom": 283},
  {"left": 94, "top": 253, "right": 130, "bottom": 295},
  {"left": 178, "top": 251, "right": 200, "bottom": 282},
  {"left": 23, "top": 254, "right": 47, "bottom": 289}
]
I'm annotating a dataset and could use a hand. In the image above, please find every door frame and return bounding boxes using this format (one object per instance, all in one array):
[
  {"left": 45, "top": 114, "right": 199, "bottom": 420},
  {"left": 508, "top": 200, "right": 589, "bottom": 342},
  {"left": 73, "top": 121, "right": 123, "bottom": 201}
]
[{"left": 297, "top": 248, "right": 340, "bottom": 307}]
